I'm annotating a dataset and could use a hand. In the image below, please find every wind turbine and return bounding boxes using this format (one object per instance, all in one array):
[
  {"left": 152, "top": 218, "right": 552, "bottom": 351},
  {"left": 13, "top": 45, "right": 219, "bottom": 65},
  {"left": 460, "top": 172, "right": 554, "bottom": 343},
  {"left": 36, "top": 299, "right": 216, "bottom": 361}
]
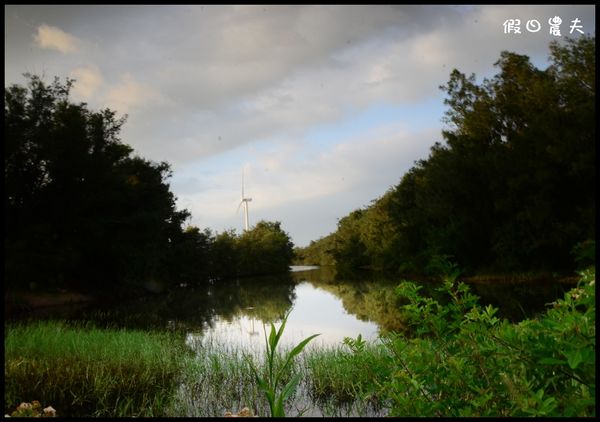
[{"left": 237, "top": 169, "right": 252, "bottom": 231}]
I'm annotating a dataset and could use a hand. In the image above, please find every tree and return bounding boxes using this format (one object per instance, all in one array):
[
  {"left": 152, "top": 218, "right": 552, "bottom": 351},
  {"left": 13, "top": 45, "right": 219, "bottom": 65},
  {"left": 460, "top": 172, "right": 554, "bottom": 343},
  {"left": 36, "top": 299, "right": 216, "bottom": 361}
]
[
  {"left": 238, "top": 221, "right": 295, "bottom": 276},
  {"left": 4, "top": 74, "right": 189, "bottom": 293},
  {"left": 297, "top": 36, "right": 595, "bottom": 275}
]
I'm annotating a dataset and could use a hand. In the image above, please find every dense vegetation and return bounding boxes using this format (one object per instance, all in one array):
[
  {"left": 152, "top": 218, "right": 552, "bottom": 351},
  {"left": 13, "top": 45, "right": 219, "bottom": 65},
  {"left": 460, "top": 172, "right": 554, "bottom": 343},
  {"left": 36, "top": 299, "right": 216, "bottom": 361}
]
[
  {"left": 295, "top": 36, "right": 595, "bottom": 275},
  {"left": 4, "top": 75, "right": 294, "bottom": 296}
]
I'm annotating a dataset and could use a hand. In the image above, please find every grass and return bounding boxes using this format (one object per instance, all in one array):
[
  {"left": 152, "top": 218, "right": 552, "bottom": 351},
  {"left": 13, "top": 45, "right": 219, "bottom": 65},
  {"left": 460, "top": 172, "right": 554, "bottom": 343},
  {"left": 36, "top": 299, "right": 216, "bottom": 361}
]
[
  {"left": 4, "top": 320, "right": 189, "bottom": 417},
  {"left": 4, "top": 319, "right": 389, "bottom": 417},
  {"left": 303, "top": 341, "right": 392, "bottom": 407},
  {"left": 172, "top": 335, "right": 266, "bottom": 417},
  {"left": 170, "top": 332, "right": 391, "bottom": 417}
]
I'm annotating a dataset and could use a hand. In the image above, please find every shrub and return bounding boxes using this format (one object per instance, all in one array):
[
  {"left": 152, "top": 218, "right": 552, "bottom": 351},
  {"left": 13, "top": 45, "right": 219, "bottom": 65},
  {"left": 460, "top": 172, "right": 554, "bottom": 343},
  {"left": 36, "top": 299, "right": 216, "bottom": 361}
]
[{"left": 380, "top": 266, "right": 595, "bottom": 416}]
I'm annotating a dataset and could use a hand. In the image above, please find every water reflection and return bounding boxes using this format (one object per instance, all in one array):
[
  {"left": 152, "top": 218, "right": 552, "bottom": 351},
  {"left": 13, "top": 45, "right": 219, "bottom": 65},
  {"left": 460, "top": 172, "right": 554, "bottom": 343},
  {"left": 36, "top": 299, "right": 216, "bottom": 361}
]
[
  {"left": 187, "top": 278, "right": 382, "bottom": 354},
  {"left": 7, "top": 266, "right": 571, "bottom": 343}
]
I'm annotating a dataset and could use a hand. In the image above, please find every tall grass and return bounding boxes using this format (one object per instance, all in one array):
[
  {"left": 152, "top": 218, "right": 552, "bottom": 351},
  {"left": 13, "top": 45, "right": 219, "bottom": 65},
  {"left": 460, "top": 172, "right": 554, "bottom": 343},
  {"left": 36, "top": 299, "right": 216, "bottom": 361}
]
[
  {"left": 4, "top": 320, "right": 189, "bottom": 417},
  {"left": 4, "top": 320, "right": 388, "bottom": 417},
  {"left": 303, "top": 341, "right": 391, "bottom": 405},
  {"left": 172, "top": 335, "right": 265, "bottom": 417},
  {"left": 170, "top": 332, "right": 390, "bottom": 417}
]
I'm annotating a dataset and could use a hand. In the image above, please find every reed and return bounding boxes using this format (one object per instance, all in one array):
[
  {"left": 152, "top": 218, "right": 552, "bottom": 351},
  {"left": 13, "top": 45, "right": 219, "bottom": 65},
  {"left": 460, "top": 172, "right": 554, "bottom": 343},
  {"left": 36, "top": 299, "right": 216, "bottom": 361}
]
[
  {"left": 170, "top": 332, "right": 390, "bottom": 417},
  {"left": 4, "top": 320, "right": 188, "bottom": 417}
]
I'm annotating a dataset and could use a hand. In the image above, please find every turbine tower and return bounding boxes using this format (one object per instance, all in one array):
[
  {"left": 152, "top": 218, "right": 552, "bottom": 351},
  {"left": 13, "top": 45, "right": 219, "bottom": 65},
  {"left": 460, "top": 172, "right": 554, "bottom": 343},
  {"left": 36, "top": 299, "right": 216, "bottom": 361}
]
[{"left": 238, "top": 169, "right": 252, "bottom": 231}]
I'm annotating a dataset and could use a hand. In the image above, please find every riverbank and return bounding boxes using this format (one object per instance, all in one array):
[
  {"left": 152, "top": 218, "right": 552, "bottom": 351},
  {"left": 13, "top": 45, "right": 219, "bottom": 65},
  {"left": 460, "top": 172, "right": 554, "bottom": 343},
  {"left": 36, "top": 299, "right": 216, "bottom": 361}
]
[
  {"left": 4, "top": 289, "right": 95, "bottom": 317},
  {"left": 4, "top": 268, "right": 579, "bottom": 317}
]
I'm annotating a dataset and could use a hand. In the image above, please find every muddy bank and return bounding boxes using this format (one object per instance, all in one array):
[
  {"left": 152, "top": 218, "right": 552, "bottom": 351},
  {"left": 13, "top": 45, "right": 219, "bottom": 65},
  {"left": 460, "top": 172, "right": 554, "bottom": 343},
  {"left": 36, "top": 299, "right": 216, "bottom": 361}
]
[{"left": 5, "top": 290, "right": 95, "bottom": 317}]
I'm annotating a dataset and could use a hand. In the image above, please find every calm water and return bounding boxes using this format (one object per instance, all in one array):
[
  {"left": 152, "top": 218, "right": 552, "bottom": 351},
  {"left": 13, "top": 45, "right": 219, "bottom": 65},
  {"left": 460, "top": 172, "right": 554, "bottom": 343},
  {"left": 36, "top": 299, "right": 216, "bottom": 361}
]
[
  {"left": 9, "top": 265, "right": 571, "bottom": 349},
  {"left": 187, "top": 267, "right": 382, "bottom": 352}
]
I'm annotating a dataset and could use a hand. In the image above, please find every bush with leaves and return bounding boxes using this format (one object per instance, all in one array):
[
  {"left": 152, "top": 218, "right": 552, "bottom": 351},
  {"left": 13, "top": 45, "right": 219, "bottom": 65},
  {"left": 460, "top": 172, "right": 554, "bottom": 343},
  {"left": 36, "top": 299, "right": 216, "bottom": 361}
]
[{"left": 381, "top": 266, "right": 595, "bottom": 416}]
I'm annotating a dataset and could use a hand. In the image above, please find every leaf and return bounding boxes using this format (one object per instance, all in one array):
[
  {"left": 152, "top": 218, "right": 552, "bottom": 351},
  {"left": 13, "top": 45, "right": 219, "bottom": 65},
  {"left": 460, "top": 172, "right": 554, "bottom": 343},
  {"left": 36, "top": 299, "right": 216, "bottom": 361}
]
[
  {"left": 268, "top": 323, "right": 277, "bottom": 351},
  {"left": 535, "top": 388, "right": 544, "bottom": 401},
  {"left": 281, "top": 373, "right": 302, "bottom": 403},
  {"left": 538, "top": 357, "right": 566, "bottom": 365},
  {"left": 283, "top": 334, "right": 320, "bottom": 368},
  {"left": 272, "top": 374, "right": 302, "bottom": 417},
  {"left": 273, "top": 314, "right": 289, "bottom": 349},
  {"left": 565, "top": 350, "right": 583, "bottom": 370}
]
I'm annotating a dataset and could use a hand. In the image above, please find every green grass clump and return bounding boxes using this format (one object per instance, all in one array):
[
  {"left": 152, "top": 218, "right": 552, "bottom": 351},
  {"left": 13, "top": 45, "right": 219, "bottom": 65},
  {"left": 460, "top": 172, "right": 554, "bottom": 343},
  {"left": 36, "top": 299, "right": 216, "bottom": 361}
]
[
  {"left": 172, "top": 337, "right": 265, "bottom": 417},
  {"left": 4, "top": 321, "right": 188, "bottom": 417},
  {"left": 170, "top": 334, "right": 387, "bottom": 417},
  {"left": 304, "top": 340, "right": 392, "bottom": 407}
]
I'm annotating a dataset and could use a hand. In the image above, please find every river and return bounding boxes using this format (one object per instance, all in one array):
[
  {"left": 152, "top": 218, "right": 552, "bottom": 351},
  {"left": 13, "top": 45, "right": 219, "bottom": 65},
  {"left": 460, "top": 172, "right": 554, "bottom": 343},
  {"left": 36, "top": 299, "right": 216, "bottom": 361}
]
[{"left": 7, "top": 265, "right": 571, "bottom": 349}]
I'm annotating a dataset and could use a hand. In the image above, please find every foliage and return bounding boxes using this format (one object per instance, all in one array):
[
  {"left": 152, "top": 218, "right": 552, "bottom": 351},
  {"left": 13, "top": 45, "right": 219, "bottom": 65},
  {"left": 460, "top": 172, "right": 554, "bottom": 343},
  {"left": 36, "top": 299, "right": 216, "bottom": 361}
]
[
  {"left": 4, "top": 74, "right": 188, "bottom": 293},
  {"left": 293, "top": 233, "right": 336, "bottom": 266},
  {"left": 296, "top": 36, "right": 595, "bottom": 275},
  {"left": 237, "top": 221, "right": 295, "bottom": 277},
  {"left": 247, "top": 310, "right": 319, "bottom": 417},
  {"left": 380, "top": 266, "right": 595, "bottom": 416},
  {"left": 188, "top": 220, "right": 295, "bottom": 282},
  {"left": 572, "top": 239, "right": 596, "bottom": 269}
]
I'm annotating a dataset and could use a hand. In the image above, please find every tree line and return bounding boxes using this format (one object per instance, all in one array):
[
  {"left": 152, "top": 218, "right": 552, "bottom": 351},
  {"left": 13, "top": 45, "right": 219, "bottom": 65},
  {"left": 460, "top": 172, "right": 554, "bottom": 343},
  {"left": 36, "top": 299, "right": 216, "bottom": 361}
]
[
  {"left": 4, "top": 75, "right": 294, "bottom": 297},
  {"left": 295, "top": 36, "right": 595, "bottom": 275}
]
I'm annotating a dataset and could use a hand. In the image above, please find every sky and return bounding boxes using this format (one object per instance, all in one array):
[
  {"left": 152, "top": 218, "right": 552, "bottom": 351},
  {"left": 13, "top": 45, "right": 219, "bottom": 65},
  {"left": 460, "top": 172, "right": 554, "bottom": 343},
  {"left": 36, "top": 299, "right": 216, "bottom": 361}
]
[{"left": 4, "top": 5, "right": 595, "bottom": 247}]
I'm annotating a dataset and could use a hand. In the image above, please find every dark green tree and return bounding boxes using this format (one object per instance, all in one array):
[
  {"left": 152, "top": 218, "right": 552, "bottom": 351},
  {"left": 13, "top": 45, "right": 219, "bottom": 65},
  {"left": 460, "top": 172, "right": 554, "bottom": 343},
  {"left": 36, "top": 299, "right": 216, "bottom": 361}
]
[
  {"left": 4, "top": 74, "right": 189, "bottom": 293},
  {"left": 297, "top": 36, "right": 595, "bottom": 275},
  {"left": 237, "top": 220, "right": 295, "bottom": 276}
]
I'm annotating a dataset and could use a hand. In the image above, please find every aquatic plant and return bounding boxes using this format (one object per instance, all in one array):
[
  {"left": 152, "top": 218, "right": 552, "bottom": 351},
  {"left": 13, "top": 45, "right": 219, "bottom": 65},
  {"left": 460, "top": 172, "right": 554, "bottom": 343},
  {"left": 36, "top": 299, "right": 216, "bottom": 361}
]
[{"left": 247, "top": 310, "right": 319, "bottom": 417}]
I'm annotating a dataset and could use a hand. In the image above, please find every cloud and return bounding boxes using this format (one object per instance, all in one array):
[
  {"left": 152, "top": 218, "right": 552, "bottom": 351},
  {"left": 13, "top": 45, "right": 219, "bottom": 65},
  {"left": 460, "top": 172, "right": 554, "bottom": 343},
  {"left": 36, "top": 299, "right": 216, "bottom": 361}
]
[
  {"left": 70, "top": 66, "right": 104, "bottom": 101},
  {"left": 33, "top": 24, "right": 80, "bottom": 54},
  {"left": 105, "top": 73, "right": 172, "bottom": 114},
  {"left": 17, "top": 5, "right": 593, "bottom": 169},
  {"left": 173, "top": 122, "right": 438, "bottom": 243}
]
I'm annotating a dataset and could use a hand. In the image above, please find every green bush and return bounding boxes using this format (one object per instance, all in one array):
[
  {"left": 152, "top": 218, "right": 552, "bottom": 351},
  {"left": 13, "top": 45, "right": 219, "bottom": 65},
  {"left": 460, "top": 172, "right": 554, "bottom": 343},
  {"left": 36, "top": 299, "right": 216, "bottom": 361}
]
[{"left": 381, "top": 266, "right": 595, "bottom": 416}]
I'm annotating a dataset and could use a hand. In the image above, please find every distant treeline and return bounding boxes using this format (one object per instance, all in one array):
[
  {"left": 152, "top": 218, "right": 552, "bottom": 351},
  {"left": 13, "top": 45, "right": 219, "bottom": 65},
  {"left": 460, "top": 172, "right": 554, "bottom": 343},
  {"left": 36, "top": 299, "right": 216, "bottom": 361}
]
[
  {"left": 295, "top": 36, "right": 595, "bottom": 275},
  {"left": 4, "top": 75, "right": 293, "bottom": 296}
]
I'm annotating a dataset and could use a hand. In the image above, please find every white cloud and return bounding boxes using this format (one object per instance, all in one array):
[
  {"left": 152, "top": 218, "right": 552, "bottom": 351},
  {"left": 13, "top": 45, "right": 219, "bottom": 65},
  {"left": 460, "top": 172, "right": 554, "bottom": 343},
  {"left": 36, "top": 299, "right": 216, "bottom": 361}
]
[
  {"left": 70, "top": 66, "right": 104, "bottom": 101},
  {"left": 33, "top": 24, "right": 80, "bottom": 54},
  {"left": 174, "top": 123, "right": 438, "bottom": 243},
  {"left": 105, "top": 73, "right": 172, "bottom": 114}
]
